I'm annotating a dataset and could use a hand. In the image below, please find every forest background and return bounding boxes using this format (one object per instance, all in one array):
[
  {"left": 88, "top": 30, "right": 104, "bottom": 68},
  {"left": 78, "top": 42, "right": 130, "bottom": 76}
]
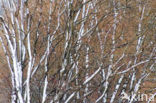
[{"left": 0, "top": 0, "right": 155, "bottom": 103}]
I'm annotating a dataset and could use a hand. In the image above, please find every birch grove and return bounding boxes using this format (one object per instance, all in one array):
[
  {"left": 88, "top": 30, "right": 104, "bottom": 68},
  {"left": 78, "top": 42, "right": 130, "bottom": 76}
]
[{"left": 0, "top": 0, "right": 155, "bottom": 103}]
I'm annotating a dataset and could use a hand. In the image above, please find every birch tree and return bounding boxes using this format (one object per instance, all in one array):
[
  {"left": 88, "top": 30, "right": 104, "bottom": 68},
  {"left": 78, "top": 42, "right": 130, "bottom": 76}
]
[{"left": 0, "top": 0, "right": 155, "bottom": 103}]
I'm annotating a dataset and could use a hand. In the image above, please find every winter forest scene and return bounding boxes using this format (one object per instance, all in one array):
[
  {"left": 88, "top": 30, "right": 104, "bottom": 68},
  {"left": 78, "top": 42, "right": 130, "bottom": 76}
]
[{"left": 0, "top": 0, "right": 155, "bottom": 103}]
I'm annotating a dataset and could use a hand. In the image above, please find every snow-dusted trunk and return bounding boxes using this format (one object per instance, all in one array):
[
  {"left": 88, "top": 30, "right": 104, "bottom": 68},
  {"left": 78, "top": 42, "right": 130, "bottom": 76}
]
[
  {"left": 96, "top": 0, "right": 118, "bottom": 102},
  {"left": 0, "top": 0, "right": 25, "bottom": 102},
  {"left": 129, "top": 1, "right": 146, "bottom": 102},
  {"left": 83, "top": 46, "right": 89, "bottom": 103}
]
